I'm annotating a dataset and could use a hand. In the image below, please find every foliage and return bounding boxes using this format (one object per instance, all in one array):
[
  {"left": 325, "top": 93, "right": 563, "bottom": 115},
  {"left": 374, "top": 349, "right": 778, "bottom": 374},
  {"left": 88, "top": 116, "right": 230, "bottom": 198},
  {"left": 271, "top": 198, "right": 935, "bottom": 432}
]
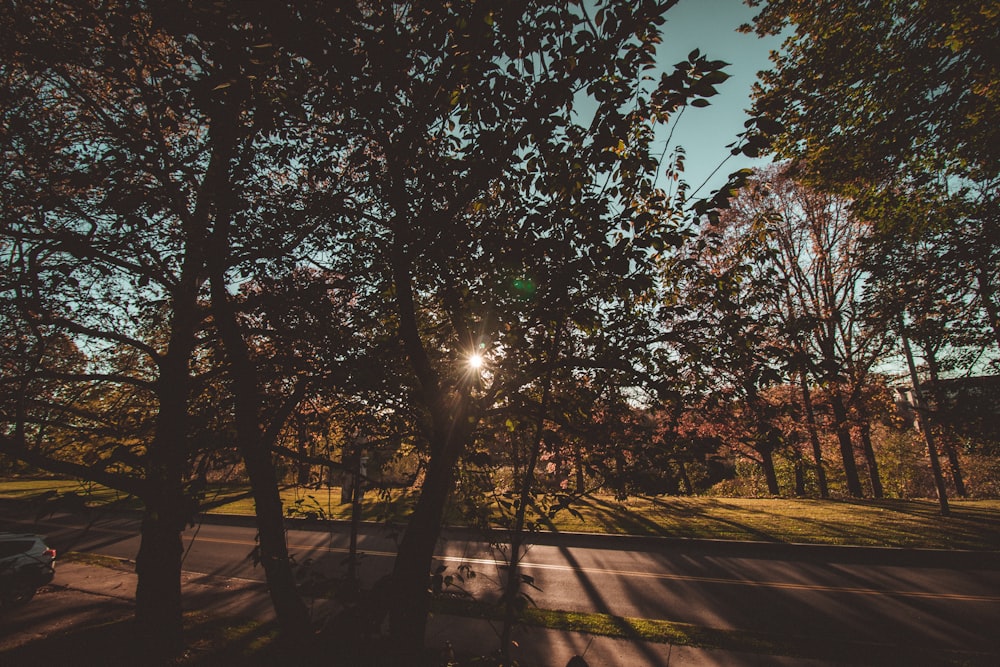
[
  {"left": 745, "top": 0, "right": 999, "bottom": 186},
  {"left": 744, "top": 0, "right": 1000, "bottom": 361}
]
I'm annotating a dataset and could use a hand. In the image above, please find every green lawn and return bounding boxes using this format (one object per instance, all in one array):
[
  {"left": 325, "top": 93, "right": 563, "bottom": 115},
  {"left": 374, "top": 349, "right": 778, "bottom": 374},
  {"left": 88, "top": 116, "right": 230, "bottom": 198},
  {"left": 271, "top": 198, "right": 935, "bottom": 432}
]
[{"left": 2, "top": 478, "right": 999, "bottom": 551}]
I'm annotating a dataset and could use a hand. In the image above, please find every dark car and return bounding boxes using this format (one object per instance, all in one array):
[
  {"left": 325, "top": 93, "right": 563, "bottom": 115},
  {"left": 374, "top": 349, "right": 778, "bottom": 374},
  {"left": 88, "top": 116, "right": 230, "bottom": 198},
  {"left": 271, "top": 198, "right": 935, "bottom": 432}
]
[{"left": 0, "top": 533, "right": 56, "bottom": 606}]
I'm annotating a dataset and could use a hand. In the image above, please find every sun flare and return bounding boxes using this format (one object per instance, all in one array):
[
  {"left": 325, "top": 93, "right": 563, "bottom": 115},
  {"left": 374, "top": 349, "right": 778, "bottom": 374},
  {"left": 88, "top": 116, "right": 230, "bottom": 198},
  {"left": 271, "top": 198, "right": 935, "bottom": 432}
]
[{"left": 468, "top": 353, "right": 484, "bottom": 370}]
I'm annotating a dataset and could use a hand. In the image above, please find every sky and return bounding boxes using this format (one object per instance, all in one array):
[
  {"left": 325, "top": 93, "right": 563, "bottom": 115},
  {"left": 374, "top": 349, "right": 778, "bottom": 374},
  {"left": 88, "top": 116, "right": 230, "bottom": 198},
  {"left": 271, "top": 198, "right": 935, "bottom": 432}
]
[{"left": 651, "top": 0, "right": 786, "bottom": 196}]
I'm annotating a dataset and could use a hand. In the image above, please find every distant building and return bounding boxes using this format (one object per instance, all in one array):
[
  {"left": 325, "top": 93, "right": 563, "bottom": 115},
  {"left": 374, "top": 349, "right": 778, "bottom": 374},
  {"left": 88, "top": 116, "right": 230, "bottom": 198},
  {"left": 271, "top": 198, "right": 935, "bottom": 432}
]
[{"left": 894, "top": 375, "right": 1000, "bottom": 449}]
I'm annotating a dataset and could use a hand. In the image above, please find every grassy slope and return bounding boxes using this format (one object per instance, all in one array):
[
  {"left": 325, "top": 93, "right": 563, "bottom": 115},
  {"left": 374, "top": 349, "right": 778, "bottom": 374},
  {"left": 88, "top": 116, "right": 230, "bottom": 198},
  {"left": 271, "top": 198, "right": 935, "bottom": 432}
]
[{"left": 3, "top": 478, "right": 999, "bottom": 551}]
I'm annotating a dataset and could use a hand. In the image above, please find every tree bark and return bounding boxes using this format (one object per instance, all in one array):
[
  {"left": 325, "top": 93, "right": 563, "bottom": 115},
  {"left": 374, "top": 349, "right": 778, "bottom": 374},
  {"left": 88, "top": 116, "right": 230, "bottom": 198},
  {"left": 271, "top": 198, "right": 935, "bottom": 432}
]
[
  {"left": 759, "top": 440, "right": 780, "bottom": 496},
  {"left": 677, "top": 461, "right": 693, "bottom": 496},
  {"left": 203, "top": 104, "right": 311, "bottom": 642},
  {"left": 797, "top": 371, "right": 829, "bottom": 498},
  {"left": 857, "top": 411, "right": 884, "bottom": 499},
  {"left": 388, "top": 423, "right": 467, "bottom": 661},
  {"left": 209, "top": 259, "right": 311, "bottom": 642},
  {"left": 902, "top": 331, "right": 950, "bottom": 516},
  {"left": 792, "top": 448, "right": 806, "bottom": 496},
  {"left": 134, "top": 493, "right": 185, "bottom": 654},
  {"left": 134, "top": 324, "right": 196, "bottom": 654},
  {"left": 926, "top": 357, "right": 967, "bottom": 497},
  {"left": 829, "top": 389, "right": 863, "bottom": 497},
  {"left": 132, "top": 198, "right": 206, "bottom": 653}
]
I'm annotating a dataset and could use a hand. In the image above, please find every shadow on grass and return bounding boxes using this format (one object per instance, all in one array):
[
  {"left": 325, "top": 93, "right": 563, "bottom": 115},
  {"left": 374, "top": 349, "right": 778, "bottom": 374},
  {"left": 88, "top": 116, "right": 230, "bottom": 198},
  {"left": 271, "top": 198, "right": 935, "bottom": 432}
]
[
  {"left": 636, "top": 495, "right": 1000, "bottom": 550},
  {"left": 579, "top": 495, "right": 782, "bottom": 543}
]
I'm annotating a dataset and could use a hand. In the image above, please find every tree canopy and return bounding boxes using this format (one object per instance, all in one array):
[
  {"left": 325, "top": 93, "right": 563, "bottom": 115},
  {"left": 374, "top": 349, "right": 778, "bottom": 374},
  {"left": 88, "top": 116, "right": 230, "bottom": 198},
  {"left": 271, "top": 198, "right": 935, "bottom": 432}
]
[{"left": 745, "top": 0, "right": 999, "bottom": 188}]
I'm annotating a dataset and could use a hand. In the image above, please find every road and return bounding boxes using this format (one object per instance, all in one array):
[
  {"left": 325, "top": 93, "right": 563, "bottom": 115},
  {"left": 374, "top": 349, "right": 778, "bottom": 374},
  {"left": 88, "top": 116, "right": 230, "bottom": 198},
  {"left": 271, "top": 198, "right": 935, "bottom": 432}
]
[{"left": 4, "top": 504, "right": 1000, "bottom": 657}]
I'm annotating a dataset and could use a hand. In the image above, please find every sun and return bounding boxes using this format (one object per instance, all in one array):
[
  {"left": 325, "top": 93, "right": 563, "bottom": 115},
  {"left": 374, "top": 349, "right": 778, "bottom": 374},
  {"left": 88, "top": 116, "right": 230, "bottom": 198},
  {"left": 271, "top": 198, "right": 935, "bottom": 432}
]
[{"left": 468, "top": 353, "right": 484, "bottom": 370}]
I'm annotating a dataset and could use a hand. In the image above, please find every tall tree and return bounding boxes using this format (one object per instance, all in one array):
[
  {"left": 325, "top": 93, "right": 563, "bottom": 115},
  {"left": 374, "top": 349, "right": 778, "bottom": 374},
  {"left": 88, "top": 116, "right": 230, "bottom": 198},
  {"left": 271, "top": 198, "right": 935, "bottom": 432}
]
[
  {"left": 0, "top": 1, "right": 226, "bottom": 649},
  {"left": 280, "top": 1, "right": 729, "bottom": 657},
  {"left": 662, "top": 207, "right": 792, "bottom": 496},
  {"left": 744, "top": 0, "right": 1000, "bottom": 354},
  {"left": 727, "top": 167, "right": 893, "bottom": 497},
  {"left": 861, "top": 218, "right": 983, "bottom": 497},
  {"left": 1, "top": 0, "right": 341, "bottom": 649},
  {"left": 684, "top": 167, "right": 888, "bottom": 497}
]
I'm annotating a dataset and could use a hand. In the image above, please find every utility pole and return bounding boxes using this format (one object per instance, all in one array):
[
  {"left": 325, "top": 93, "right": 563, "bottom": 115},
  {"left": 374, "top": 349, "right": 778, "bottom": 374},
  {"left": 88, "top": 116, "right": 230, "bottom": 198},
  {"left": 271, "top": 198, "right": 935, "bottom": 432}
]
[{"left": 343, "top": 435, "right": 367, "bottom": 583}]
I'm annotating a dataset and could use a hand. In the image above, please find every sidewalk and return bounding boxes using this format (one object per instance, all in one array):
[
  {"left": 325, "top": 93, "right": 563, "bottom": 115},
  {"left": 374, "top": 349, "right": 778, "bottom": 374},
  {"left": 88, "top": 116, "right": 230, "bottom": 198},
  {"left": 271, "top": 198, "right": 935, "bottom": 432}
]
[{"left": 2, "top": 559, "right": 845, "bottom": 666}]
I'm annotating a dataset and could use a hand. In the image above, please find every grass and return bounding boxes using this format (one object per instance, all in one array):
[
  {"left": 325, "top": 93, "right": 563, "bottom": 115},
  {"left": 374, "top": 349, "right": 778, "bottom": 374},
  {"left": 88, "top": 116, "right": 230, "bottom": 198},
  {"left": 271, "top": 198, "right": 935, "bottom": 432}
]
[
  {"left": 3, "top": 478, "right": 1000, "bottom": 551},
  {"left": 431, "top": 597, "right": 998, "bottom": 666}
]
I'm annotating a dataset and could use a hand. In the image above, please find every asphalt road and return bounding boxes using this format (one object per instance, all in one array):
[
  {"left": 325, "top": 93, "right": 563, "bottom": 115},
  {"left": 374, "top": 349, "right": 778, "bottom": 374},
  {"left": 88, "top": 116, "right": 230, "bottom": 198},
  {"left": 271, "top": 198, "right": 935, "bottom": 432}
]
[{"left": 4, "top": 504, "right": 1000, "bottom": 657}]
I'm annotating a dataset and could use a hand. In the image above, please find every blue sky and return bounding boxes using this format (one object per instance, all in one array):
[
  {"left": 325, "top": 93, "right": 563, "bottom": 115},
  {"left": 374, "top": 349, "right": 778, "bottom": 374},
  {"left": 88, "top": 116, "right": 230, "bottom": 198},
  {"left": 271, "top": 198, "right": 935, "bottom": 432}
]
[{"left": 654, "top": 0, "right": 785, "bottom": 196}]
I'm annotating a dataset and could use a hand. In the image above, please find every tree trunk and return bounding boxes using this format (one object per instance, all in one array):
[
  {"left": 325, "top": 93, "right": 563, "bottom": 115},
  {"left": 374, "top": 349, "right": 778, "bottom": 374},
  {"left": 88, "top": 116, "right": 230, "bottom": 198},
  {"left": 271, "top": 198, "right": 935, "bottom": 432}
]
[
  {"left": 203, "top": 102, "right": 312, "bottom": 642},
  {"left": 243, "top": 439, "right": 312, "bottom": 639},
  {"left": 134, "top": 487, "right": 185, "bottom": 655},
  {"left": 792, "top": 449, "right": 806, "bottom": 496},
  {"left": 902, "top": 331, "right": 950, "bottom": 516},
  {"left": 134, "top": 397, "right": 189, "bottom": 654},
  {"left": 133, "top": 266, "right": 202, "bottom": 654},
  {"left": 926, "top": 357, "right": 967, "bottom": 497},
  {"left": 677, "top": 461, "right": 693, "bottom": 495},
  {"left": 388, "top": 428, "right": 466, "bottom": 661},
  {"left": 759, "top": 438, "right": 780, "bottom": 496},
  {"left": 209, "top": 267, "right": 311, "bottom": 642},
  {"left": 829, "top": 389, "right": 863, "bottom": 497},
  {"left": 857, "top": 413, "right": 884, "bottom": 499},
  {"left": 798, "top": 372, "right": 829, "bottom": 498}
]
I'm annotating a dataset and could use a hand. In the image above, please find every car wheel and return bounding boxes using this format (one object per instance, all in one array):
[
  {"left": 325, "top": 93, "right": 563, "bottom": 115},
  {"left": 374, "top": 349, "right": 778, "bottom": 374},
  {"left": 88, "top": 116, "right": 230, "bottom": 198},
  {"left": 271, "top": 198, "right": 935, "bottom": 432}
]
[{"left": 2, "top": 577, "right": 37, "bottom": 606}]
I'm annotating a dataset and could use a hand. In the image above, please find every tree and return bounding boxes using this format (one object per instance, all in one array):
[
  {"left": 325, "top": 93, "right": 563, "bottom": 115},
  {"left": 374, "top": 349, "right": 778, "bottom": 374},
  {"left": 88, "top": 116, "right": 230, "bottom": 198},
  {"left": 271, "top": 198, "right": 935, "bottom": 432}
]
[
  {"left": 744, "top": 0, "right": 1000, "bottom": 354},
  {"left": 0, "top": 1, "right": 230, "bottom": 649},
  {"left": 274, "top": 1, "right": 731, "bottom": 657},
  {"left": 728, "top": 167, "right": 896, "bottom": 497},
  {"left": 745, "top": 0, "right": 998, "bottom": 188},
  {"left": 1, "top": 0, "right": 341, "bottom": 649},
  {"left": 661, "top": 205, "right": 793, "bottom": 496},
  {"left": 861, "top": 217, "right": 985, "bottom": 498}
]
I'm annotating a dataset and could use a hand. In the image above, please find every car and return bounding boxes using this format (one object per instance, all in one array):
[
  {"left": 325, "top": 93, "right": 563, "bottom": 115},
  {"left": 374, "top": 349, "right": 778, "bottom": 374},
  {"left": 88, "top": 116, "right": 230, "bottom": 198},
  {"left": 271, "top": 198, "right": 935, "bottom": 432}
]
[{"left": 0, "top": 532, "right": 56, "bottom": 607}]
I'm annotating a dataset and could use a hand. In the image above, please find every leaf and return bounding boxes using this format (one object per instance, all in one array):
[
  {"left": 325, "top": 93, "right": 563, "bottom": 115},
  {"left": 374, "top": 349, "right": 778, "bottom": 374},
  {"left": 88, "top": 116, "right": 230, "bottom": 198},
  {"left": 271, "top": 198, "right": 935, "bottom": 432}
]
[
  {"left": 691, "top": 99, "right": 711, "bottom": 107},
  {"left": 702, "top": 70, "right": 731, "bottom": 86},
  {"left": 754, "top": 117, "right": 784, "bottom": 136}
]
